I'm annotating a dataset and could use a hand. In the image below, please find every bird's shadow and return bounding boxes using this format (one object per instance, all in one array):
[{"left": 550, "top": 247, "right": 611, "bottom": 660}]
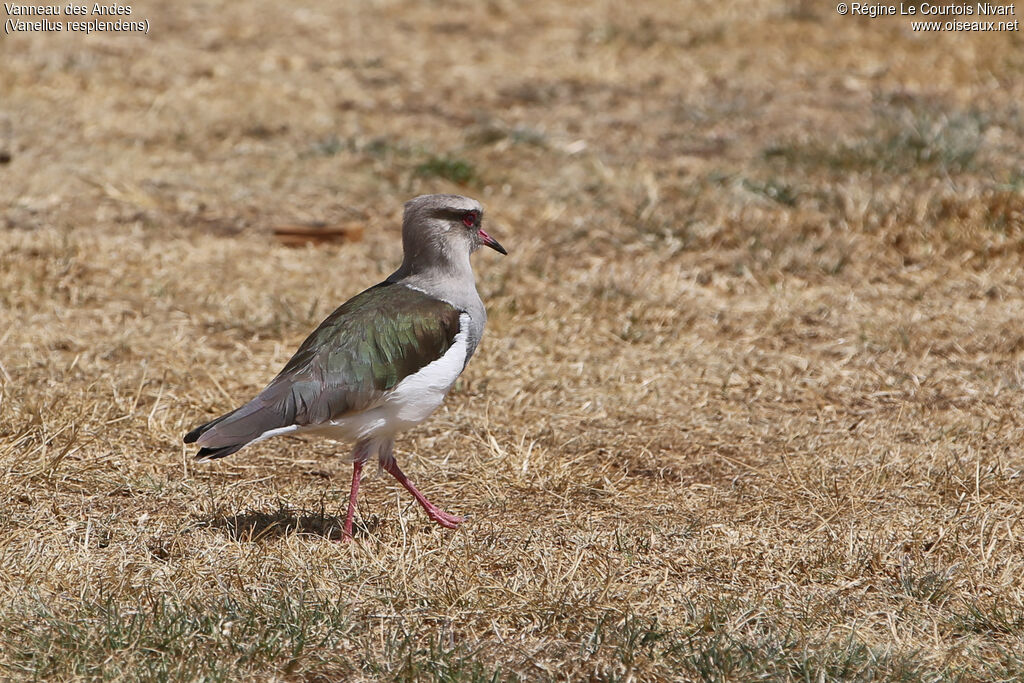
[{"left": 206, "top": 506, "right": 381, "bottom": 543}]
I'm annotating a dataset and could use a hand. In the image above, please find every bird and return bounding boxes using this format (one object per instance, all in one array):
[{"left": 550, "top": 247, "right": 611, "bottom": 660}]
[{"left": 183, "top": 194, "right": 507, "bottom": 540}]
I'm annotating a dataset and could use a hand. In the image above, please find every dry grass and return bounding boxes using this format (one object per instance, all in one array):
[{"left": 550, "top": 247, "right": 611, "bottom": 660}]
[{"left": 3, "top": 0, "right": 1024, "bottom": 680}]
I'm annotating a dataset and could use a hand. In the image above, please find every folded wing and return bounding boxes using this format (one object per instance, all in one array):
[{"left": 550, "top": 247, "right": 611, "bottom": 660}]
[{"left": 184, "top": 282, "right": 462, "bottom": 459}]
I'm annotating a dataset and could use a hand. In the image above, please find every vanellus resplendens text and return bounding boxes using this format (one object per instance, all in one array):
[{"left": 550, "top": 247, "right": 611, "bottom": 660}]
[{"left": 184, "top": 194, "right": 506, "bottom": 540}]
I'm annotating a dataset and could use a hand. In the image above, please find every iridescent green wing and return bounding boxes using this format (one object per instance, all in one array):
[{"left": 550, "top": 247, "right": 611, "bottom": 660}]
[{"left": 268, "top": 282, "right": 462, "bottom": 423}]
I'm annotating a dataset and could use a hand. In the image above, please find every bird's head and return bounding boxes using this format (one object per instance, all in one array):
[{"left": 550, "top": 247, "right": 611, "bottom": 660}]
[{"left": 400, "top": 195, "right": 507, "bottom": 271}]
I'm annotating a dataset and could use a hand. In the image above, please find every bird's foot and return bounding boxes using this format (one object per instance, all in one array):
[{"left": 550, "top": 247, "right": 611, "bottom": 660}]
[
  {"left": 424, "top": 507, "right": 465, "bottom": 529},
  {"left": 382, "top": 458, "right": 466, "bottom": 531}
]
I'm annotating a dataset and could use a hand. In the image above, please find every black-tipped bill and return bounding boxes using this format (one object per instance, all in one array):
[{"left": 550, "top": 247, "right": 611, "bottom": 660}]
[{"left": 478, "top": 229, "right": 507, "bottom": 255}]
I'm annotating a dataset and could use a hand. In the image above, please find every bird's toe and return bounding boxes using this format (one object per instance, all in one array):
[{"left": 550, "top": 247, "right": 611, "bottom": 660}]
[{"left": 428, "top": 510, "right": 465, "bottom": 529}]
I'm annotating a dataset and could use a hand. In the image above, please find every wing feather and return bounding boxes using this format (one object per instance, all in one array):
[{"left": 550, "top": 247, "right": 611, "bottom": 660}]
[{"left": 186, "top": 282, "right": 462, "bottom": 452}]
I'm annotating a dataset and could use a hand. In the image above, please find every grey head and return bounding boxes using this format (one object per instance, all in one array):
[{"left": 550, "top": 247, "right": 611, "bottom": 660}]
[
  {"left": 395, "top": 194, "right": 506, "bottom": 272},
  {"left": 387, "top": 194, "right": 506, "bottom": 309}
]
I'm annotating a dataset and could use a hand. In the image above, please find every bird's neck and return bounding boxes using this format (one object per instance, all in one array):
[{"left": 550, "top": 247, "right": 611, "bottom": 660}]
[
  {"left": 388, "top": 250, "right": 478, "bottom": 307},
  {"left": 393, "top": 244, "right": 473, "bottom": 282}
]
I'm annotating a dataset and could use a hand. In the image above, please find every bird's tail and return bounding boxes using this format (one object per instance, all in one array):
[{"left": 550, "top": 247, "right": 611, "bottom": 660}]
[
  {"left": 183, "top": 409, "right": 249, "bottom": 460},
  {"left": 184, "top": 391, "right": 298, "bottom": 461}
]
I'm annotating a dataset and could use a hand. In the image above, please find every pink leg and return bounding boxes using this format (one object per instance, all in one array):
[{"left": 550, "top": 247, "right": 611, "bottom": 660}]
[
  {"left": 342, "top": 460, "right": 363, "bottom": 541},
  {"left": 382, "top": 459, "right": 464, "bottom": 530}
]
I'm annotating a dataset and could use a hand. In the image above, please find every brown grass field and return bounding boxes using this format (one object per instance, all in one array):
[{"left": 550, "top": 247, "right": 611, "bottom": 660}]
[{"left": 3, "top": 1, "right": 1024, "bottom": 680}]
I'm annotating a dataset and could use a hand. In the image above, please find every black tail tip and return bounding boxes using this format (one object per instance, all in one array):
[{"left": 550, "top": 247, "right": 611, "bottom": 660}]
[{"left": 194, "top": 443, "right": 245, "bottom": 461}]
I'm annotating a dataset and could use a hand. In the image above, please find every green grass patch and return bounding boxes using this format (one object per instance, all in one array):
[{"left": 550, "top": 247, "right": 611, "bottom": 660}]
[
  {"left": 415, "top": 156, "right": 479, "bottom": 185},
  {"left": 1, "top": 591, "right": 352, "bottom": 681},
  {"left": 763, "top": 107, "right": 987, "bottom": 176},
  {"left": 0, "top": 596, "right": 958, "bottom": 681}
]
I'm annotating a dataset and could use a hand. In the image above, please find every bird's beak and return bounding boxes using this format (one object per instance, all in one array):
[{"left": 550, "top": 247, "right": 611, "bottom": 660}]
[{"left": 478, "top": 228, "right": 507, "bottom": 255}]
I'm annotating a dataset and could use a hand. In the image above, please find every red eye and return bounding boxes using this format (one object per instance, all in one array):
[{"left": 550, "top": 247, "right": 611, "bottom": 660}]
[{"left": 462, "top": 211, "right": 477, "bottom": 227}]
